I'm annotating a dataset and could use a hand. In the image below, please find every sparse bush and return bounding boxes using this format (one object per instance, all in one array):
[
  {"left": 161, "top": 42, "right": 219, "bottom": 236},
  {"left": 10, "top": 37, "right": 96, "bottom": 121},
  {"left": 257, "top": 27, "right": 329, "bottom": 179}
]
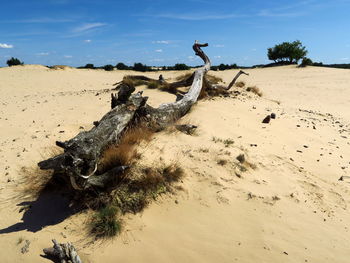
[
  {"left": 246, "top": 86, "right": 262, "bottom": 97},
  {"left": 89, "top": 205, "right": 122, "bottom": 237},
  {"left": 103, "top": 64, "right": 114, "bottom": 71},
  {"left": 7, "top": 57, "right": 23, "bottom": 67}
]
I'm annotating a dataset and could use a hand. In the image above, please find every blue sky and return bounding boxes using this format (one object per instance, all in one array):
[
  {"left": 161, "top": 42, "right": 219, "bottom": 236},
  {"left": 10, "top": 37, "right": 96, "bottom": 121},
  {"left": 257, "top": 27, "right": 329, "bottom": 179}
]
[{"left": 0, "top": 0, "right": 349, "bottom": 67}]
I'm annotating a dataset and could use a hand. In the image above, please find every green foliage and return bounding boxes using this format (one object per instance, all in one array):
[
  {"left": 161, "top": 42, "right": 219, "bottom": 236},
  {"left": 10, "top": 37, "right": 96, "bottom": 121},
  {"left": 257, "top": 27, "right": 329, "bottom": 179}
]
[
  {"left": 6, "top": 57, "right": 23, "bottom": 67},
  {"left": 103, "top": 64, "right": 114, "bottom": 71},
  {"left": 174, "top": 63, "right": 190, "bottom": 70},
  {"left": 267, "top": 40, "right": 308, "bottom": 64},
  {"left": 90, "top": 205, "right": 122, "bottom": 237},
  {"left": 133, "top": 63, "right": 151, "bottom": 72},
  {"left": 116, "top": 62, "right": 130, "bottom": 70},
  {"left": 84, "top": 63, "right": 94, "bottom": 69},
  {"left": 211, "top": 63, "right": 238, "bottom": 71},
  {"left": 300, "top": 57, "right": 313, "bottom": 67}
]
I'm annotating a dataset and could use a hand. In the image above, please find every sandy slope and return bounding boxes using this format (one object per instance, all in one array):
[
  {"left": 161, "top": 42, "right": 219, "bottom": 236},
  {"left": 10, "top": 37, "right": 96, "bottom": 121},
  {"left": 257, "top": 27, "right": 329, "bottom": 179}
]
[{"left": 0, "top": 65, "right": 349, "bottom": 262}]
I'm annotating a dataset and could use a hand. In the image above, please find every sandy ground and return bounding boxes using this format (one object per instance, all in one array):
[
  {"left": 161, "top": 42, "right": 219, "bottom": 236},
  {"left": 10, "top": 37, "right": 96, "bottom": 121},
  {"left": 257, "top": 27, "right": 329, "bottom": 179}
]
[{"left": 0, "top": 65, "right": 350, "bottom": 262}]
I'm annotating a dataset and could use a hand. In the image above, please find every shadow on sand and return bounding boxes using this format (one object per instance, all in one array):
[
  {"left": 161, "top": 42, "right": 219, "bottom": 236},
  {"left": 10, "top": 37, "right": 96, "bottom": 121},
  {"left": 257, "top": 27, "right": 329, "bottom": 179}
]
[{"left": 0, "top": 192, "right": 77, "bottom": 234}]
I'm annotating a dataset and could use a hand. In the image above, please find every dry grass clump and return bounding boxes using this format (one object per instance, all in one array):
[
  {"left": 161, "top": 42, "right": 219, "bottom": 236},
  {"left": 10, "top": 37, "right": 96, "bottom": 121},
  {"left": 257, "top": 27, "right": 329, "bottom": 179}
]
[
  {"left": 206, "top": 74, "right": 223, "bottom": 84},
  {"left": 246, "top": 86, "right": 263, "bottom": 97},
  {"left": 111, "top": 163, "right": 184, "bottom": 214},
  {"left": 19, "top": 146, "right": 64, "bottom": 199},
  {"left": 235, "top": 81, "right": 246, "bottom": 88},
  {"left": 175, "top": 72, "right": 193, "bottom": 81},
  {"left": 146, "top": 80, "right": 161, "bottom": 89},
  {"left": 98, "top": 126, "right": 153, "bottom": 173},
  {"left": 217, "top": 159, "right": 228, "bottom": 166},
  {"left": 235, "top": 153, "right": 257, "bottom": 172}
]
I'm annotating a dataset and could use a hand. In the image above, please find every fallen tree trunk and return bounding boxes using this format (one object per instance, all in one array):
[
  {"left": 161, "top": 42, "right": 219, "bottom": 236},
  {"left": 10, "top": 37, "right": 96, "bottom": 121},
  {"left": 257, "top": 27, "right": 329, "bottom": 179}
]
[{"left": 38, "top": 41, "right": 211, "bottom": 190}]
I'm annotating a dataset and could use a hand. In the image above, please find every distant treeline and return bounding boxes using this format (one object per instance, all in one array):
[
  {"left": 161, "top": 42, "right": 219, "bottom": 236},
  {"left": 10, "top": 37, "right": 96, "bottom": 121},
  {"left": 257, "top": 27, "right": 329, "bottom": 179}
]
[
  {"left": 77, "top": 63, "right": 193, "bottom": 72},
  {"left": 77, "top": 62, "right": 249, "bottom": 72}
]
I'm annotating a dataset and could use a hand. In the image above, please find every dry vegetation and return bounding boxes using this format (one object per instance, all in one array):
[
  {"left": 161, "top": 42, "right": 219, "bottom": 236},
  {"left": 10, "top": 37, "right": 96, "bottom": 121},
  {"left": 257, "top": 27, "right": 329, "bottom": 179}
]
[
  {"left": 21, "top": 125, "right": 185, "bottom": 238},
  {"left": 235, "top": 81, "right": 246, "bottom": 88},
  {"left": 19, "top": 147, "right": 64, "bottom": 199},
  {"left": 246, "top": 86, "right": 263, "bottom": 97}
]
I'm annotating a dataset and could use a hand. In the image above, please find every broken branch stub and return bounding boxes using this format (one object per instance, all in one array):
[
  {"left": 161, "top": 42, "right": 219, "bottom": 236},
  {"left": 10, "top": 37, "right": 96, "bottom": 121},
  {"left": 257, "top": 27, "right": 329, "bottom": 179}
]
[{"left": 38, "top": 41, "right": 211, "bottom": 191}]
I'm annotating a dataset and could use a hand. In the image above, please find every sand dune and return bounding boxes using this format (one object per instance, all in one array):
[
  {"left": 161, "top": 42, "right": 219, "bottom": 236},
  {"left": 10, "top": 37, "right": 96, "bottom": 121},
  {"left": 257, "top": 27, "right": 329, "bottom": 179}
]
[{"left": 0, "top": 65, "right": 349, "bottom": 262}]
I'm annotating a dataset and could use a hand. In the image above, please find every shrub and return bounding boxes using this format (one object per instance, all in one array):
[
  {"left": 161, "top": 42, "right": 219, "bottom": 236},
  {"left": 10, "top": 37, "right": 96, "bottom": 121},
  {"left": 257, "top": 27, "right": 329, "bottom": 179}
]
[
  {"left": 300, "top": 57, "right": 313, "bottom": 67},
  {"left": 103, "top": 64, "right": 114, "bottom": 71},
  {"left": 7, "top": 57, "right": 23, "bottom": 67}
]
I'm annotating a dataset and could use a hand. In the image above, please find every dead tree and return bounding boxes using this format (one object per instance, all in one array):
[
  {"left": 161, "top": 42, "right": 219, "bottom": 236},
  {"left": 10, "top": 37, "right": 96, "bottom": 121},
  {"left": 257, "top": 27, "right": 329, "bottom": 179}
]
[
  {"left": 43, "top": 239, "right": 82, "bottom": 263},
  {"left": 38, "top": 41, "right": 211, "bottom": 191}
]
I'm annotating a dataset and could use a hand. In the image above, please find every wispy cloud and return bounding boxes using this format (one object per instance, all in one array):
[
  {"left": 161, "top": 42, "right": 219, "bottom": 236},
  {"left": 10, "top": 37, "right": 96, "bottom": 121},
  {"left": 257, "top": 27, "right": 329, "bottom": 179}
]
[
  {"left": 36, "top": 52, "right": 49, "bottom": 56},
  {"left": 213, "top": 44, "right": 224, "bottom": 48},
  {"left": 340, "top": 57, "right": 349, "bottom": 60},
  {"left": 258, "top": 9, "right": 305, "bottom": 17},
  {"left": 64, "top": 55, "right": 72, "bottom": 58},
  {"left": 152, "top": 40, "right": 170, "bottom": 44},
  {"left": 155, "top": 49, "right": 163, "bottom": 52},
  {"left": 214, "top": 55, "right": 221, "bottom": 59},
  {"left": 73, "top": 23, "right": 107, "bottom": 33},
  {"left": 84, "top": 39, "right": 92, "bottom": 43},
  {"left": 151, "top": 13, "right": 242, "bottom": 21},
  {"left": 0, "top": 43, "right": 13, "bottom": 48}
]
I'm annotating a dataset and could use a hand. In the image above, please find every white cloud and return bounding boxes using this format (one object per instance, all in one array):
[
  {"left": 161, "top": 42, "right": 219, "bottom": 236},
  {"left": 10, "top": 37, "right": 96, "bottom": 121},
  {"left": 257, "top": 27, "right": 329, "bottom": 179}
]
[
  {"left": 37, "top": 52, "right": 49, "bottom": 56},
  {"left": 214, "top": 44, "right": 224, "bottom": 48},
  {"left": 0, "top": 43, "right": 13, "bottom": 48},
  {"left": 73, "top": 23, "right": 106, "bottom": 32},
  {"left": 251, "top": 48, "right": 257, "bottom": 51},
  {"left": 214, "top": 55, "right": 221, "bottom": 59},
  {"left": 153, "top": 13, "right": 241, "bottom": 21},
  {"left": 340, "top": 57, "right": 349, "bottom": 60},
  {"left": 84, "top": 39, "right": 92, "bottom": 43},
  {"left": 64, "top": 55, "right": 72, "bottom": 58},
  {"left": 155, "top": 49, "right": 163, "bottom": 52},
  {"left": 153, "top": 40, "right": 170, "bottom": 44}
]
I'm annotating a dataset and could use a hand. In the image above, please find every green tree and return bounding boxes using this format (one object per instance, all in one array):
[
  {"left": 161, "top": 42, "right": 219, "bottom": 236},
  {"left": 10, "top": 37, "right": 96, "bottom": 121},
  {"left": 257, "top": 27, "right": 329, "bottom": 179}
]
[
  {"left": 84, "top": 63, "right": 94, "bottom": 69},
  {"left": 116, "top": 62, "right": 129, "bottom": 70},
  {"left": 267, "top": 40, "right": 307, "bottom": 64},
  {"left": 174, "top": 63, "right": 190, "bottom": 70},
  {"left": 300, "top": 57, "right": 313, "bottom": 67},
  {"left": 133, "top": 63, "right": 150, "bottom": 72},
  {"left": 103, "top": 64, "right": 114, "bottom": 71},
  {"left": 6, "top": 57, "right": 23, "bottom": 67}
]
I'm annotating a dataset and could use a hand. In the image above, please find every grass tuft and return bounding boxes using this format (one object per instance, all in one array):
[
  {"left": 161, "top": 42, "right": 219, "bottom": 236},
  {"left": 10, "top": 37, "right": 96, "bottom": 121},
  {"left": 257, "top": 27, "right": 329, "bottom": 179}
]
[
  {"left": 89, "top": 205, "right": 122, "bottom": 237},
  {"left": 235, "top": 81, "right": 246, "bottom": 88}
]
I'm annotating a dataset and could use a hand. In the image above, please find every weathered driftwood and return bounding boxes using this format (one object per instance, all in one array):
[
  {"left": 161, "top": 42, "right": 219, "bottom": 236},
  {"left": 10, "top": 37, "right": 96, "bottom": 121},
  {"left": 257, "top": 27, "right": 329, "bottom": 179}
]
[
  {"left": 43, "top": 239, "right": 82, "bottom": 263},
  {"left": 38, "top": 41, "right": 211, "bottom": 190}
]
